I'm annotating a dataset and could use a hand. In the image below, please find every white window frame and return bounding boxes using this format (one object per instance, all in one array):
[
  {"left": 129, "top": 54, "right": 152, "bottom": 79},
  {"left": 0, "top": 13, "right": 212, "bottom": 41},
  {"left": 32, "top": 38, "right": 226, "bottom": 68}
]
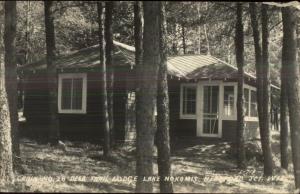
[
  {"left": 222, "top": 82, "right": 237, "bottom": 120},
  {"left": 244, "top": 84, "right": 258, "bottom": 121},
  {"left": 58, "top": 73, "right": 87, "bottom": 114},
  {"left": 180, "top": 83, "right": 197, "bottom": 119}
]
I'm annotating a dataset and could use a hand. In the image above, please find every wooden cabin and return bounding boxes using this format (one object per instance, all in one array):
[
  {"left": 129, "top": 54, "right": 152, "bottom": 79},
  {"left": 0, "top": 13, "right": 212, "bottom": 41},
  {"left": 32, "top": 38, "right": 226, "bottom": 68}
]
[{"left": 19, "top": 41, "right": 279, "bottom": 143}]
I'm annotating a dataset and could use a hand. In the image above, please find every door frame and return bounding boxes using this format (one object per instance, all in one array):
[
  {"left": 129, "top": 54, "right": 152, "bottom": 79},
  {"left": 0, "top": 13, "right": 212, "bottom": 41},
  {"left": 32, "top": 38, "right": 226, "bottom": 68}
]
[{"left": 197, "top": 80, "right": 223, "bottom": 138}]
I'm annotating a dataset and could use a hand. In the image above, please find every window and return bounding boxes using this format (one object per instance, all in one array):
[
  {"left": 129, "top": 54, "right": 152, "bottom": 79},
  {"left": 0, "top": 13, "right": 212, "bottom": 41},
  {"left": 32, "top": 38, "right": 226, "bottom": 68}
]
[
  {"left": 243, "top": 86, "right": 258, "bottom": 119},
  {"left": 250, "top": 90, "right": 258, "bottom": 117},
  {"left": 244, "top": 88, "right": 250, "bottom": 116},
  {"left": 58, "top": 73, "right": 87, "bottom": 114},
  {"left": 181, "top": 84, "right": 197, "bottom": 118},
  {"left": 224, "top": 86, "right": 235, "bottom": 116}
]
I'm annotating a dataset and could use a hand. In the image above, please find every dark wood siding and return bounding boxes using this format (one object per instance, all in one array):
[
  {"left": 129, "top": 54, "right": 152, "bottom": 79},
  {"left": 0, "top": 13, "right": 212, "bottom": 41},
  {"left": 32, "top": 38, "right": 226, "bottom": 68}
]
[
  {"left": 23, "top": 72, "right": 259, "bottom": 142},
  {"left": 23, "top": 66, "right": 131, "bottom": 142},
  {"left": 169, "top": 78, "right": 197, "bottom": 137},
  {"left": 222, "top": 120, "right": 259, "bottom": 142}
]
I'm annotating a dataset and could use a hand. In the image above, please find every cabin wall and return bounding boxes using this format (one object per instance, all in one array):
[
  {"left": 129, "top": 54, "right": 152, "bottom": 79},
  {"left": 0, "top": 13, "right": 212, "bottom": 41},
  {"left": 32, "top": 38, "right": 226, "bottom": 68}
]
[
  {"left": 169, "top": 78, "right": 197, "bottom": 137},
  {"left": 23, "top": 66, "right": 130, "bottom": 142},
  {"left": 168, "top": 78, "right": 259, "bottom": 142},
  {"left": 222, "top": 120, "right": 259, "bottom": 142},
  {"left": 23, "top": 72, "right": 260, "bottom": 143}
]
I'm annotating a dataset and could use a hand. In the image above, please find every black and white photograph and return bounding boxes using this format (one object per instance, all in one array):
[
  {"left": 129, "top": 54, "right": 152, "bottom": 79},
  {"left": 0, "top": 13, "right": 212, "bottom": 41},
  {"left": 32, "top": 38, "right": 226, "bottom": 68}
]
[{"left": 0, "top": 1, "right": 300, "bottom": 193}]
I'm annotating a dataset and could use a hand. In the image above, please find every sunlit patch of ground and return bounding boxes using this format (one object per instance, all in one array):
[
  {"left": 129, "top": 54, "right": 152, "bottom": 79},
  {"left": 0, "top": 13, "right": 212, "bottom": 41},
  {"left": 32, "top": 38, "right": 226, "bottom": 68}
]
[{"left": 0, "top": 130, "right": 296, "bottom": 193}]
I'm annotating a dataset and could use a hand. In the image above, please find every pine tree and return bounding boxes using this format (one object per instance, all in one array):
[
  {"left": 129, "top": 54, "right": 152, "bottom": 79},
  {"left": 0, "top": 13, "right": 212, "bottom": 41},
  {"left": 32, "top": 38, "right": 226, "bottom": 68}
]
[
  {"left": 105, "top": 1, "right": 115, "bottom": 147},
  {"left": 135, "top": 2, "right": 160, "bottom": 192},
  {"left": 4, "top": 0, "right": 21, "bottom": 172},
  {"left": 260, "top": 4, "right": 274, "bottom": 176},
  {"left": 156, "top": 1, "right": 173, "bottom": 193},
  {"left": 235, "top": 2, "right": 246, "bottom": 169},
  {"left": 282, "top": 5, "right": 300, "bottom": 189},
  {"left": 44, "top": 1, "right": 60, "bottom": 145},
  {"left": 0, "top": 1, "right": 14, "bottom": 185},
  {"left": 97, "top": 1, "right": 110, "bottom": 157}
]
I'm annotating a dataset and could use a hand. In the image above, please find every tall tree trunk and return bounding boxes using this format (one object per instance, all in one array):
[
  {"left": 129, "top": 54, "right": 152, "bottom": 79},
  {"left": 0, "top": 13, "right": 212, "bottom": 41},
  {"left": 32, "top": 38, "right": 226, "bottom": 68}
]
[
  {"left": 135, "top": 2, "right": 160, "bottom": 193},
  {"left": 25, "top": 1, "right": 30, "bottom": 63},
  {"left": 261, "top": 4, "right": 274, "bottom": 176},
  {"left": 105, "top": 1, "right": 114, "bottom": 147},
  {"left": 249, "top": 2, "right": 264, "bottom": 135},
  {"left": 204, "top": 24, "right": 210, "bottom": 55},
  {"left": 44, "top": 1, "right": 59, "bottom": 145},
  {"left": 134, "top": 1, "right": 143, "bottom": 190},
  {"left": 0, "top": 1, "right": 14, "bottom": 185},
  {"left": 156, "top": 2, "right": 173, "bottom": 193},
  {"left": 181, "top": 23, "right": 186, "bottom": 54},
  {"left": 97, "top": 2, "right": 110, "bottom": 157},
  {"left": 204, "top": 2, "right": 211, "bottom": 55},
  {"left": 0, "top": 84, "right": 14, "bottom": 185},
  {"left": 280, "top": 57, "right": 289, "bottom": 170},
  {"left": 171, "top": 22, "right": 177, "bottom": 55},
  {"left": 282, "top": 6, "right": 300, "bottom": 189},
  {"left": 235, "top": 2, "right": 246, "bottom": 169},
  {"left": 4, "top": 0, "right": 21, "bottom": 172},
  {"left": 134, "top": 1, "right": 143, "bottom": 74},
  {"left": 197, "top": 2, "right": 201, "bottom": 55}
]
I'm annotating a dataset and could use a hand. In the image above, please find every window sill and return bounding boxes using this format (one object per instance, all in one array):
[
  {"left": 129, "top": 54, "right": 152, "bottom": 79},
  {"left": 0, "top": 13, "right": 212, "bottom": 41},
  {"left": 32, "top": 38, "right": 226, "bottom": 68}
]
[
  {"left": 245, "top": 116, "right": 258, "bottom": 122},
  {"left": 180, "top": 114, "right": 197, "bottom": 120},
  {"left": 58, "top": 110, "right": 87, "bottom": 114}
]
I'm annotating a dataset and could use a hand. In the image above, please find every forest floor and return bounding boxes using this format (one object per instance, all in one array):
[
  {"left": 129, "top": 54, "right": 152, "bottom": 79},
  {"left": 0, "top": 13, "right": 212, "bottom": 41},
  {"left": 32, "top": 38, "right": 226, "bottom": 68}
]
[{"left": 1, "top": 130, "right": 297, "bottom": 193}]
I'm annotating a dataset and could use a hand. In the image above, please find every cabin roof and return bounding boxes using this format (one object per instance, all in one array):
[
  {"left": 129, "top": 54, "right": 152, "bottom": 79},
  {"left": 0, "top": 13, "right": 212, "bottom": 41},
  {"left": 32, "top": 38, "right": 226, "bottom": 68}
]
[
  {"left": 20, "top": 41, "right": 279, "bottom": 89},
  {"left": 21, "top": 41, "right": 135, "bottom": 71},
  {"left": 167, "top": 54, "right": 256, "bottom": 80}
]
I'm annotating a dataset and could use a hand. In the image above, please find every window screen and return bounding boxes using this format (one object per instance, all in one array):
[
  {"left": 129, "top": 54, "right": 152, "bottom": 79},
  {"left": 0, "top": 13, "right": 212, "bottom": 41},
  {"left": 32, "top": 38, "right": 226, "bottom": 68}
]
[
  {"left": 244, "top": 88, "right": 250, "bottom": 116},
  {"left": 250, "top": 90, "right": 258, "bottom": 117},
  {"left": 61, "top": 78, "right": 72, "bottom": 110},
  {"left": 182, "top": 86, "right": 196, "bottom": 115},
  {"left": 61, "top": 77, "right": 83, "bottom": 111},
  {"left": 224, "top": 86, "right": 234, "bottom": 116}
]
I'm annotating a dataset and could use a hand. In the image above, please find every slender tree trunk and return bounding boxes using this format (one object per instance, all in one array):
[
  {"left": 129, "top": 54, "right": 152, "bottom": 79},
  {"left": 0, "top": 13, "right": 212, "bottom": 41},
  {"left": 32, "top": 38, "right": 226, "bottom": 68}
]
[
  {"left": 4, "top": 0, "right": 21, "bottom": 172},
  {"left": 134, "top": 1, "right": 143, "bottom": 75},
  {"left": 261, "top": 4, "right": 274, "bottom": 176},
  {"left": 105, "top": 1, "right": 114, "bottom": 147},
  {"left": 204, "top": 2, "right": 210, "bottom": 55},
  {"left": 171, "top": 22, "right": 177, "bottom": 55},
  {"left": 44, "top": 1, "right": 60, "bottom": 145},
  {"left": 156, "top": 2, "right": 173, "bottom": 193},
  {"left": 181, "top": 23, "right": 186, "bottom": 54},
  {"left": 0, "top": 1, "right": 14, "bottom": 185},
  {"left": 197, "top": 3, "right": 201, "bottom": 55},
  {"left": 282, "top": 6, "right": 300, "bottom": 189},
  {"left": 97, "top": 2, "right": 110, "bottom": 157},
  {"left": 134, "top": 1, "right": 144, "bottom": 190},
  {"left": 249, "top": 2, "right": 264, "bottom": 135},
  {"left": 25, "top": 1, "right": 30, "bottom": 63},
  {"left": 0, "top": 85, "right": 14, "bottom": 185},
  {"left": 280, "top": 58, "right": 289, "bottom": 170},
  {"left": 134, "top": 0, "right": 143, "bottom": 151},
  {"left": 204, "top": 24, "right": 210, "bottom": 55},
  {"left": 235, "top": 2, "right": 246, "bottom": 169},
  {"left": 135, "top": 2, "right": 160, "bottom": 193}
]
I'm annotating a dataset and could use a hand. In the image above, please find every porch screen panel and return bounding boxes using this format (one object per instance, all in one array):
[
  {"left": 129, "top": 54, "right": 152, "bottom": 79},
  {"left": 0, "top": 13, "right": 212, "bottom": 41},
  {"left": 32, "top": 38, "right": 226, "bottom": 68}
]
[
  {"left": 203, "top": 86, "right": 219, "bottom": 135},
  {"left": 250, "top": 90, "right": 258, "bottom": 117},
  {"left": 72, "top": 78, "right": 83, "bottom": 110},
  {"left": 244, "top": 88, "right": 250, "bottom": 116},
  {"left": 224, "top": 86, "right": 234, "bottom": 116},
  {"left": 61, "top": 78, "right": 72, "bottom": 109},
  {"left": 183, "top": 86, "right": 196, "bottom": 115}
]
